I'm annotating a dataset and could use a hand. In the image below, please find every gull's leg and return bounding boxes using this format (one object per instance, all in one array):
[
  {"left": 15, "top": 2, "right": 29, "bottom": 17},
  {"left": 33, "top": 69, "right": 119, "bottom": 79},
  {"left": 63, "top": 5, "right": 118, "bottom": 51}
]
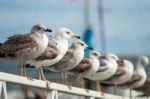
[
  {"left": 39, "top": 66, "right": 50, "bottom": 89},
  {"left": 40, "top": 66, "right": 46, "bottom": 80},
  {"left": 19, "top": 63, "right": 34, "bottom": 80},
  {"left": 38, "top": 67, "right": 42, "bottom": 80},
  {"left": 61, "top": 72, "right": 71, "bottom": 89},
  {"left": 23, "top": 63, "right": 26, "bottom": 77},
  {"left": 64, "top": 72, "right": 67, "bottom": 84},
  {"left": 20, "top": 63, "right": 33, "bottom": 80},
  {"left": 81, "top": 78, "right": 89, "bottom": 92},
  {"left": 64, "top": 72, "right": 71, "bottom": 90},
  {"left": 114, "top": 83, "right": 117, "bottom": 95},
  {"left": 129, "top": 89, "right": 132, "bottom": 99},
  {"left": 19, "top": 63, "right": 24, "bottom": 76},
  {"left": 96, "top": 80, "right": 104, "bottom": 96},
  {"left": 62, "top": 72, "right": 65, "bottom": 85},
  {"left": 75, "top": 75, "right": 88, "bottom": 92},
  {"left": 75, "top": 75, "right": 81, "bottom": 87},
  {"left": 75, "top": 74, "right": 84, "bottom": 88},
  {"left": 61, "top": 72, "right": 65, "bottom": 84}
]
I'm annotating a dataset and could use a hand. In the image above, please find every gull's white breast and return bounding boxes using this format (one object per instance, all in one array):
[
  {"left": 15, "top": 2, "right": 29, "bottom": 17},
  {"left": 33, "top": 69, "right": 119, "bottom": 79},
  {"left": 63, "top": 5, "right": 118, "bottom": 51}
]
[
  {"left": 27, "top": 38, "right": 68, "bottom": 68},
  {"left": 84, "top": 58, "right": 100, "bottom": 78},
  {"left": 28, "top": 33, "right": 48, "bottom": 59},
  {"left": 130, "top": 67, "right": 147, "bottom": 88},
  {"left": 116, "top": 60, "right": 134, "bottom": 84},
  {"left": 91, "top": 58, "right": 118, "bottom": 81}
]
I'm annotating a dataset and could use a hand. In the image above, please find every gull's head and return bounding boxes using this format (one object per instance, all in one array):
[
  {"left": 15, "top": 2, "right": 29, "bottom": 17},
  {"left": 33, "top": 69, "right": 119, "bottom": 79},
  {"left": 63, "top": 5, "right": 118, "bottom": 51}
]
[
  {"left": 89, "top": 51, "right": 100, "bottom": 59},
  {"left": 139, "top": 56, "right": 149, "bottom": 66},
  {"left": 71, "top": 40, "right": 87, "bottom": 49},
  {"left": 57, "top": 28, "right": 80, "bottom": 39},
  {"left": 117, "top": 59, "right": 125, "bottom": 67},
  {"left": 107, "top": 53, "right": 119, "bottom": 61},
  {"left": 31, "top": 24, "right": 52, "bottom": 34}
]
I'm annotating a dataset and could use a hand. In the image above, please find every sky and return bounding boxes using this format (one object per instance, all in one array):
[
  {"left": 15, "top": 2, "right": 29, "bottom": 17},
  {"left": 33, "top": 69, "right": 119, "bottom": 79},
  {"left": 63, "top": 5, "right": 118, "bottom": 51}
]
[{"left": 0, "top": 0, "right": 150, "bottom": 56}]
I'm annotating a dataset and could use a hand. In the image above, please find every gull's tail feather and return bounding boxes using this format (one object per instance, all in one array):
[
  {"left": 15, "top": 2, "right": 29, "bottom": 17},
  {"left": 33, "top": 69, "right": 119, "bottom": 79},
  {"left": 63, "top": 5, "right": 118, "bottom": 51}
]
[
  {"left": 25, "top": 64, "right": 35, "bottom": 68},
  {"left": 101, "top": 81, "right": 115, "bottom": 86},
  {"left": 0, "top": 43, "right": 3, "bottom": 46},
  {"left": 0, "top": 43, "right": 15, "bottom": 58},
  {"left": 0, "top": 52, "right": 15, "bottom": 57}
]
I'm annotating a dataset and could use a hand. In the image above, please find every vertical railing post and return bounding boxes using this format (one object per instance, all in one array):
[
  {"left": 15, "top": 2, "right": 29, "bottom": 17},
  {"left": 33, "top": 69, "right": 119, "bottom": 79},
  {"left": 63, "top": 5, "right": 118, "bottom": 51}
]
[
  {"left": 0, "top": 82, "right": 3, "bottom": 98},
  {"left": 2, "top": 82, "right": 8, "bottom": 99},
  {"left": 0, "top": 81, "right": 8, "bottom": 99},
  {"left": 47, "top": 90, "right": 58, "bottom": 99},
  {"left": 89, "top": 97, "right": 95, "bottom": 99}
]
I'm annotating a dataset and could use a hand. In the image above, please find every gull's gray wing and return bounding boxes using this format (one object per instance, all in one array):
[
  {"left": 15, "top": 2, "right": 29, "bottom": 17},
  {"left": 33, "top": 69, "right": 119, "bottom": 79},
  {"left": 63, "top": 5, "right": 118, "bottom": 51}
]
[
  {"left": 96, "top": 59, "right": 108, "bottom": 72},
  {"left": 114, "top": 67, "right": 126, "bottom": 76},
  {"left": 35, "top": 46, "right": 58, "bottom": 60},
  {"left": 48, "top": 36, "right": 58, "bottom": 47},
  {"left": 4, "top": 33, "right": 35, "bottom": 45},
  {"left": 123, "top": 72, "right": 142, "bottom": 85},
  {"left": 0, "top": 33, "right": 38, "bottom": 57},
  {"left": 35, "top": 36, "right": 58, "bottom": 60},
  {"left": 104, "top": 67, "right": 126, "bottom": 82},
  {"left": 48, "top": 48, "right": 76, "bottom": 71},
  {"left": 96, "top": 66, "right": 108, "bottom": 72},
  {"left": 70, "top": 58, "right": 92, "bottom": 73}
]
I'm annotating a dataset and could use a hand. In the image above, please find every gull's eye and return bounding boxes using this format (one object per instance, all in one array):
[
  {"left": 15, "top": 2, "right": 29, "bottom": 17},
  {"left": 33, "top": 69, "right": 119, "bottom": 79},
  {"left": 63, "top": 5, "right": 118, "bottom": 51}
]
[
  {"left": 37, "top": 26, "right": 42, "bottom": 30},
  {"left": 66, "top": 31, "right": 70, "bottom": 34},
  {"left": 80, "top": 43, "right": 84, "bottom": 46},
  {"left": 111, "top": 56, "right": 115, "bottom": 59},
  {"left": 93, "top": 53, "right": 97, "bottom": 56}
]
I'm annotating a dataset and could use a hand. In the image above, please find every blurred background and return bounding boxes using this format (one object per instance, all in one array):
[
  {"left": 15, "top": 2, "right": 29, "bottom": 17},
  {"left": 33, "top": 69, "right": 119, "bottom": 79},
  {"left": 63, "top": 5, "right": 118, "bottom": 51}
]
[{"left": 0, "top": 0, "right": 150, "bottom": 98}]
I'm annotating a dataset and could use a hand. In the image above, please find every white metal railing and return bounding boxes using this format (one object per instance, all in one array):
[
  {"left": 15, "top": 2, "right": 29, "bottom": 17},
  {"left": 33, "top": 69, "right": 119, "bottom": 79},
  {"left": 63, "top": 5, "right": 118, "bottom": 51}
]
[
  {"left": 0, "top": 72, "right": 129, "bottom": 99},
  {"left": 0, "top": 81, "right": 7, "bottom": 99}
]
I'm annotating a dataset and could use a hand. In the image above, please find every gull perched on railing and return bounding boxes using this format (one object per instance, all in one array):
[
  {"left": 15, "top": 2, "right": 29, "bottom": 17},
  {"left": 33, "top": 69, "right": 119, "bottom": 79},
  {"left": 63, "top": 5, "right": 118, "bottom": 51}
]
[
  {"left": 69, "top": 51, "right": 100, "bottom": 91},
  {"left": 48, "top": 40, "right": 93, "bottom": 88},
  {"left": 0, "top": 24, "right": 52, "bottom": 75},
  {"left": 85, "top": 53, "right": 119, "bottom": 96},
  {"left": 118, "top": 56, "right": 149, "bottom": 98},
  {"left": 102, "top": 58, "right": 134, "bottom": 94},
  {"left": 26, "top": 28, "right": 80, "bottom": 88},
  {"left": 48, "top": 40, "right": 90, "bottom": 72}
]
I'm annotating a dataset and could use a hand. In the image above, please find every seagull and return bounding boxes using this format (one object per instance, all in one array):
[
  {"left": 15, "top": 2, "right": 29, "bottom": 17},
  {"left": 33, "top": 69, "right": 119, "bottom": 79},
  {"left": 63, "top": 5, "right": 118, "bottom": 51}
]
[
  {"left": 48, "top": 40, "right": 92, "bottom": 72},
  {"left": 118, "top": 56, "right": 149, "bottom": 98},
  {"left": 0, "top": 24, "right": 52, "bottom": 61},
  {"left": 102, "top": 56, "right": 149, "bottom": 97},
  {"left": 69, "top": 50, "right": 100, "bottom": 91},
  {"left": 47, "top": 40, "right": 93, "bottom": 88},
  {"left": 102, "top": 59, "right": 134, "bottom": 94},
  {"left": 0, "top": 24, "right": 52, "bottom": 75},
  {"left": 85, "top": 53, "right": 119, "bottom": 95},
  {"left": 25, "top": 28, "right": 80, "bottom": 87}
]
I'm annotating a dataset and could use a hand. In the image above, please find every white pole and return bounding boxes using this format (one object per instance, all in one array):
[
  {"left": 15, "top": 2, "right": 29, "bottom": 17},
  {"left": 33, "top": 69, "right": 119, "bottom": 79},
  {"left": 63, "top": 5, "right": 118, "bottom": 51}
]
[
  {"left": 0, "top": 82, "right": 3, "bottom": 98},
  {"left": 0, "top": 82, "right": 8, "bottom": 99},
  {"left": 90, "top": 97, "right": 95, "bottom": 99},
  {"left": 47, "top": 90, "right": 58, "bottom": 99},
  {"left": 2, "top": 82, "right": 8, "bottom": 99}
]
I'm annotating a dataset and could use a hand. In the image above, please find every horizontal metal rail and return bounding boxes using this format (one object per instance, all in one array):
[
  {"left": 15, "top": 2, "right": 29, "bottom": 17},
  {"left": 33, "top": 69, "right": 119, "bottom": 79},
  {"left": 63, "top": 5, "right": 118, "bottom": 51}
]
[{"left": 0, "top": 72, "right": 129, "bottom": 99}]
